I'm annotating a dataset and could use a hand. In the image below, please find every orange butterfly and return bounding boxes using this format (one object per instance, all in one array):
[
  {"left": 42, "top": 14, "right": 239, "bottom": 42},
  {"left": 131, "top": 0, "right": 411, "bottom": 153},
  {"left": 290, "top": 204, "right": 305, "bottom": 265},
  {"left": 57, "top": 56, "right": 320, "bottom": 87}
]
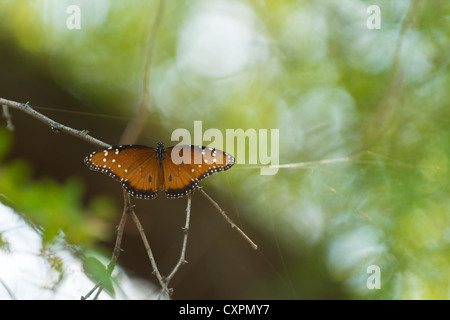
[{"left": 85, "top": 142, "right": 235, "bottom": 199}]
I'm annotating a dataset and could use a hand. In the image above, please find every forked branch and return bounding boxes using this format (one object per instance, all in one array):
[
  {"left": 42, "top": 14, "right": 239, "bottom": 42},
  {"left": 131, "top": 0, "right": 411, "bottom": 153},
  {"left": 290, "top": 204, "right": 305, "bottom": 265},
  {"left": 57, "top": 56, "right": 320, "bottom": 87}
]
[
  {"left": 1, "top": 97, "right": 255, "bottom": 299},
  {"left": 0, "top": 97, "right": 192, "bottom": 298}
]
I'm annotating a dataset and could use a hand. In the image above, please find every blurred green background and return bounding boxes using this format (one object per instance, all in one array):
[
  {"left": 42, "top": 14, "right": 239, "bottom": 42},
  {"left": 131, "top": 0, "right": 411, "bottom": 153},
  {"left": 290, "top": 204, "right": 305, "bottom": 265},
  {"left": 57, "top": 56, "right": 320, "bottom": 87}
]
[{"left": 0, "top": 0, "right": 449, "bottom": 299}]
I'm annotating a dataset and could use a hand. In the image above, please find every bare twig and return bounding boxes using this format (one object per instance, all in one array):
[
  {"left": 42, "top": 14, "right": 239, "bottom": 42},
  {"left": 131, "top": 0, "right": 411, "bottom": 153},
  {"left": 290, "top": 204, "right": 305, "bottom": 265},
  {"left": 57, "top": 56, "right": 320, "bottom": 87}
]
[
  {"left": 119, "top": 0, "right": 167, "bottom": 144},
  {"left": 0, "top": 277, "right": 16, "bottom": 300},
  {"left": 1, "top": 0, "right": 192, "bottom": 299},
  {"left": 1, "top": 97, "right": 254, "bottom": 298},
  {"left": 89, "top": 0, "right": 169, "bottom": 299},
  {"left": 158, "top": 194, "right": 191, "bottom": 299},
  {"left": 128, "top": 208, "right": 165, "bottom": 288},
  {"left": 82, "top": 190, "right": 191, "bottom": 300},
  {"left": 107, "top": 192, "right": 131, "bottom": 276},
  {"left": 127, "top": 195, "right": 191, "bottom": 299},
  {"left": 200, "top": 189, "right": 258, "bottom": 250},
  {"left": 1, "top": 105, "right": 14, "bottom": 131},
  {"left": 251, "top": 150, "right": 440, "bottom": 171},
  {"left": 0, "top": 97, "right": 109, "bottom": 148},
  {"left": 362, "top": 0, "right": 425, "bottom": 148},
  {"left": 81, "top": 190, "right": 131, "bottom": 300}
]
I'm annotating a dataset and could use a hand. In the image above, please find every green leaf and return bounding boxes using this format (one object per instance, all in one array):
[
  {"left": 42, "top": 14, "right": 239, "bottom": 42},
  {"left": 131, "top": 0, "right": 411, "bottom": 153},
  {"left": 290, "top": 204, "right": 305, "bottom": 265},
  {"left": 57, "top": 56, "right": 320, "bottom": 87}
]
[{"left": 83, "top": 256, "right": 115, "bottom": 297}]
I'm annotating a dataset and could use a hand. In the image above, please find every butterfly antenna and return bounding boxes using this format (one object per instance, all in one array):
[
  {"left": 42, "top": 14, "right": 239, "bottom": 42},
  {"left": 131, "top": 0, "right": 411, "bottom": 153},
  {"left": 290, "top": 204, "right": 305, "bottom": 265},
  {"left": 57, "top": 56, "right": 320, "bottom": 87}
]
[{"left": 199, "top": 189, "right": 258, "bottom": 250}]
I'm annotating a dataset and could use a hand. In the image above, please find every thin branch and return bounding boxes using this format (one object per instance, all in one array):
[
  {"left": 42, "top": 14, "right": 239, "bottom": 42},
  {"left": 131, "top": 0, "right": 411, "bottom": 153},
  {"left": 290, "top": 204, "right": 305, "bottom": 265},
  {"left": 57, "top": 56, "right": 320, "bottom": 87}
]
[
  {"left": 0, "top": 97, "right": 109, "bottom": 148},
  {"left": 1, "top": 96, "right": 256, "bottom": 299},
  {"left": 119, "top": 192, "right": 191, "bottom": 300},
  {"left": 107, "top": 191, "right": 131, "bottom": 274},
  {"left": 1, "top": 1, "right": 189, "bottom": 300},
  {"left": 200, "top": 189, "right": 258, "bottom": 250},
  {"left": 128, "top": 208, "right": 165, "bottom": 289},
  {"left": 165, "top": 195, "right": 191, "bottom": 280},
  {"left": 158, "top": 194, "right": 191, "bottom": 299},
  {"left": 82, "top": 190, "right": 190, "bottom": 300},
  {"left": 362, "top": 0, "right": 425, "bottom": 148},
  {"left": 250, "top": 150, "right": 441, "bottom": 171},
  {"left": 119, "top": 0, "right": 167, "bottom": 144},
  {"left": 0, "top": 277, "right": 16, "bottom": 300},
  {"left": 81, "top": 190, "right": 131, "bottom": 300},
  {"left": 1, "top": 105, "right": 14, "bottom": 131}
]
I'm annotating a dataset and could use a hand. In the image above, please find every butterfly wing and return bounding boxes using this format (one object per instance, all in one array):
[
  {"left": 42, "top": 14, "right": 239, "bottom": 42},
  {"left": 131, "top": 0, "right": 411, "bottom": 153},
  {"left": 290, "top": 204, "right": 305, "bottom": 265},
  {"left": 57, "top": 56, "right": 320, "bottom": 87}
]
[
  {"left": 162, "top": 145, "right": 235, "bottom": 198},
  {"left": 84, "top": 145, "right": 161, "bottom": 199}
]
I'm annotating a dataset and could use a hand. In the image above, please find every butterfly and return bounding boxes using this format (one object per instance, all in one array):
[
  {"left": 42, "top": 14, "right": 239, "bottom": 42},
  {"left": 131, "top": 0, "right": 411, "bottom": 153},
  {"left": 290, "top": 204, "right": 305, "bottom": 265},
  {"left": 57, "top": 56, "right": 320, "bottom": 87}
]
[{"left": 84, "top": 142, "right": 235, "bottom": 199}]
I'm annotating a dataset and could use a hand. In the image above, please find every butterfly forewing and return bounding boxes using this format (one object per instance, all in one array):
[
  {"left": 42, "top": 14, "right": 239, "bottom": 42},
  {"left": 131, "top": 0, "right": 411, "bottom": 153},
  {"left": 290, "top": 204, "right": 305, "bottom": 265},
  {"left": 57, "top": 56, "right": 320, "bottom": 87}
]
[
  {"left": 163, "top": 145, "right": 235, "bottom": 198},
  {"left": 84, "top": 145, "right": 160, "bottom": 199}
]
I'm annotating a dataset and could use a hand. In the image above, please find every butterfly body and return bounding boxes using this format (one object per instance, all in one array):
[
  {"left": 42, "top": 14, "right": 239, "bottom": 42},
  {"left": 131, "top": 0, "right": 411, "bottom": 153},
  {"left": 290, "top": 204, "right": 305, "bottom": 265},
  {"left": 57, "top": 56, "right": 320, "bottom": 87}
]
[{"left": 84, "top": 142, "right": 234, "bottom": 199}]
